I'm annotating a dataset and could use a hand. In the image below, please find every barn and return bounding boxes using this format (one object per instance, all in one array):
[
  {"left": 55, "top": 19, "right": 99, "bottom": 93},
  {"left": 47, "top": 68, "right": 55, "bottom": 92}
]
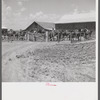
[
  {"left": 55, "top": 21, "right": 96, "bottom": 31},
  {"left": 25, "top": 21, "right": 55, "bottom": 32},
  {"left": 25, "top": 21, "right": 96, "bottom": 33}
]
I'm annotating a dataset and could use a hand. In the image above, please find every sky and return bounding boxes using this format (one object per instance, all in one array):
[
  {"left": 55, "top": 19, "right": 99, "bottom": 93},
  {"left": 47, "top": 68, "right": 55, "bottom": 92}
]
[{"left": 2, "top": 0, "right": 96, "bottom": 30}]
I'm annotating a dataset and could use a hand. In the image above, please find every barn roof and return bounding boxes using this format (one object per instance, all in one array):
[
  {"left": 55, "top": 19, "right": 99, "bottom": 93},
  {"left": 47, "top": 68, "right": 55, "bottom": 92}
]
[
  {"left": 36, "top": 21, "right": 55, "bottom": 30},
  {"left": 26, "top": 21, "right": 55, "bottom": 31},
  {"left": 55, "top": 20, "right": 96, "bottom": 24}
]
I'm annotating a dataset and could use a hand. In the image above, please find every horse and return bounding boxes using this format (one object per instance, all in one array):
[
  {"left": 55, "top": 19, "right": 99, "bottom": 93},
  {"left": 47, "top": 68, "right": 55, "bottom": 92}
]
[
  {"left": 48, "top": 30, "right": 56, "bottom": 41},
  {"left": 61, "top": 30, "right": 71, "bottom": 40},
  {"left": 56, "top": 30, "right": 62, "bottom": 42},
  {"left": 15, "top": 31, "right": 20, "bottom": 40},
  {"left": 7, "top": 29, "right": 14, "bottom": 42},
  {"left": 19, "top": 31, "right": 26, "bottom": 40},
  {"left": 74, "top": 29, "right": 82, "bottom": 41},
  {"left": 81, "top": 28, "right": 92, "bottom": 40},
  {"left": 67, "top": 29, "right": 82, "bottom": 43},
  {"left": 48, "top": 29, "right": 61, "bottom": 42},
  {"left": 2, "top": 30, "right": 8, "bottom": 40}
]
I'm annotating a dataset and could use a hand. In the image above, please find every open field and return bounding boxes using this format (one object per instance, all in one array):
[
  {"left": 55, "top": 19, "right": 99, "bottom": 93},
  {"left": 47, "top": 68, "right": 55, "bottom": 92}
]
[{"left": 2, "top": 40, "right": 96, "bottom": 82}]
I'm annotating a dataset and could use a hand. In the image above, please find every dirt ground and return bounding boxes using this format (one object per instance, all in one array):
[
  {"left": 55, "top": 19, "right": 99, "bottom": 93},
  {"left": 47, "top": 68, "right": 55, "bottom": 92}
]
[{"left": 2, "top": 40, "right": 96, "bottom": 82}]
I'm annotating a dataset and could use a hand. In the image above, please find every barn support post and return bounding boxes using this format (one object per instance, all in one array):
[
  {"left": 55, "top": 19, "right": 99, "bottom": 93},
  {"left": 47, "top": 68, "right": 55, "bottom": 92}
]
[
  {"left": 58, "top": 32, "right": 60, "bottom": 43},
  {"left": 80, "top": 32, "right": 81, "bottom": 41},
  {"left": 27, "top": 32, "right": 30, "bottom": 41},
  {"left": 70, "top": 32, "right": 72, "bottom": 43},
  {"left": 25, "top": 34, "right": 27, "bottom": 40},
  {"left": 46, "top": 31, "right": 48, "bottom": 42}
]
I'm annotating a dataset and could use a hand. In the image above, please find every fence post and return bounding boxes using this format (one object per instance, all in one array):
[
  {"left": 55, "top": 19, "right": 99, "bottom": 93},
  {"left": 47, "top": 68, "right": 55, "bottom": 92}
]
[{"left": 46, "top": 31, "right": 48, "bottom": 42}]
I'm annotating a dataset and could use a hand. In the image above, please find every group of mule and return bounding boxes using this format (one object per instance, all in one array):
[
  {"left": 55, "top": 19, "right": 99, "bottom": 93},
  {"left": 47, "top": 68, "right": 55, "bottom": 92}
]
[
  {"left": 48, "top": 28, "right": 92, "bottom": 42},
  {"left": 2, "top": 29, "right": 27, "bottom": 41},
  {"left": 2, "top": 28, "right": 93, "bottom": 43}
]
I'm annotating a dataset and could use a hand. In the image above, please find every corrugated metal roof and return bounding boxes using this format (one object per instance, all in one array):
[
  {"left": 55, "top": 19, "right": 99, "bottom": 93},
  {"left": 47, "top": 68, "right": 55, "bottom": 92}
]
[
  {"left": 55, "top": 18, "right": 96, "bottom": 24},
  {"left": 55, "top": 20, "right": 96, "bottom": 24}
]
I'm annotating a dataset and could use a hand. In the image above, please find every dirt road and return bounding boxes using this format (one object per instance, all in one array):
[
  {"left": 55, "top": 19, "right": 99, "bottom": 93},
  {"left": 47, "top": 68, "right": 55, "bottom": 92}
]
[
  {"left": 2, "top": 42, "right": 40, "bottom": 81},
  {"left": 2, "top": 41, "right": 57, "bottom": 82},
  {"left": 2, "top": 40, "right": 96, "bottom": 82}
]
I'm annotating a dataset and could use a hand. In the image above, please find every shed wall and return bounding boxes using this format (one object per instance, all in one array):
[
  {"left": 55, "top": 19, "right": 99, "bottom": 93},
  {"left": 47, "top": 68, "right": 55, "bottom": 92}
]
[{"left": 55, "top": 22, "right": 96, "bottom": 31}]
